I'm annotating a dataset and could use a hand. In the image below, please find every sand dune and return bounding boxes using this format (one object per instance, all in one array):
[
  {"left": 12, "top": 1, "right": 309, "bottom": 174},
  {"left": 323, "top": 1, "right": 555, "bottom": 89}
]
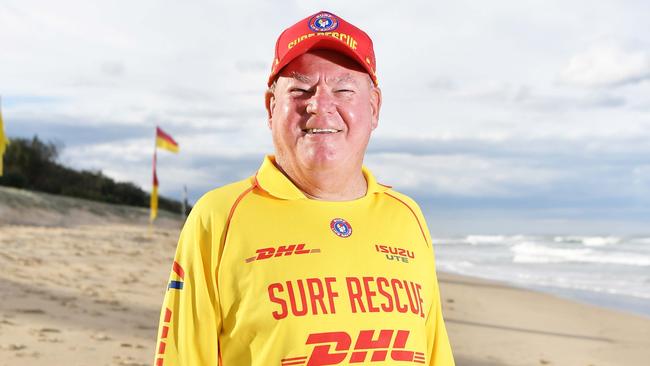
[{"left": 0, "top": 186, "right": 181, "bottom": 228}]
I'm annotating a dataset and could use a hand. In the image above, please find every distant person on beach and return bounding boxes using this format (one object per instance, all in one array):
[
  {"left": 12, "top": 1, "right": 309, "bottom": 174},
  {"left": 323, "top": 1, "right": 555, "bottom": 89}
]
[{"left": 153, "top": 11, "right": 454, "bottom": 366}]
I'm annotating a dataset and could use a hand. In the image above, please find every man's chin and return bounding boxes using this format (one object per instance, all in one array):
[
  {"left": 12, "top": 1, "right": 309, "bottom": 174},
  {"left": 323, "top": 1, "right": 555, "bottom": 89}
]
[{"left": 298, "top": 154, "right": 345, "bottom": 171}]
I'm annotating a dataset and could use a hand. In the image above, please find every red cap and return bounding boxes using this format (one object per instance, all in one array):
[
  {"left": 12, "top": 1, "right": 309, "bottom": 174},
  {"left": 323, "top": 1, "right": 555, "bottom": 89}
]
[{"left": 268, "top": 11, "right": 378, "bottom": 86}]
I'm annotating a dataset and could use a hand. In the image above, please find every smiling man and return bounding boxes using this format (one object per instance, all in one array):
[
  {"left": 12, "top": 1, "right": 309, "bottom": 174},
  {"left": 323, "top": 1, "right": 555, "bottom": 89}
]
[
  {"left": 265, "top": 50, "right": 380, "bottom": 201},
  {"left": 154, "top": 11, "right": 454, "bottom": 366}
]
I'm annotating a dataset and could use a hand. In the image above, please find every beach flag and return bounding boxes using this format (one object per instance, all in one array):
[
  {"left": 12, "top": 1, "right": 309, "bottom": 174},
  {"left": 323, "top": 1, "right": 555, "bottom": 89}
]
[
  {"left": 150, "top": 126, "right": 179, "bottom": 222},
  {"left": 0, "top": 100, "right": 9, "bottom": 176},
  {"left": 156, "top": 127, "right": 179, "bottom": 153},
  {"left": 150, "top": 166, "right": 159, "bottom": 222}
]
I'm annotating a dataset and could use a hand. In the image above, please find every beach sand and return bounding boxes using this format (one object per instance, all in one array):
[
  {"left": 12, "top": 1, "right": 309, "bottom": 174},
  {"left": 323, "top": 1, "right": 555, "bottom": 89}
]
[
  {"left": 0, "top": 189, "right": 648, "bottom": 365},
  {"left": 439, "top": 272, "right": 650, "bottom": 366},
  {"left": 0, "top": 224, "right": 177, "bottom": 366}
]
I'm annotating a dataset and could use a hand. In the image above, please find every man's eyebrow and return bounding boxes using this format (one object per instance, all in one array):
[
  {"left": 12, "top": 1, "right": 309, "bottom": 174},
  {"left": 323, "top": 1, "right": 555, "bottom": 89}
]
[
  {"left": 334, "top": 74, "right": 357, "bottom": 84},
  {"left": 289, "top": 72, "right": 311, "bottom": 83},
  {"left": 288, "top": 72, "right": 360, "bottom": 85}
]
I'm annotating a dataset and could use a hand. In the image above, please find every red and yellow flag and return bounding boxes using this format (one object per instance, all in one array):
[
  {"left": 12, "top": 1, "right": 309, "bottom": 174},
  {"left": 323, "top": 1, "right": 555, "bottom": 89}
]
[
  {"left": 151, "top": 126, "right": 179, "bottom": 222},
  {"left": 156, "top": 127, "right": 179, "bottom": 153}
]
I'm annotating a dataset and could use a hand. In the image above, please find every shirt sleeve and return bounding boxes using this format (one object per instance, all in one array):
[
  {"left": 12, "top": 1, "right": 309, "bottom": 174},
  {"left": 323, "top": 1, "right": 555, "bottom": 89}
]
[{"left": 153, "top": 208, "right": 222, "bottom": 366}]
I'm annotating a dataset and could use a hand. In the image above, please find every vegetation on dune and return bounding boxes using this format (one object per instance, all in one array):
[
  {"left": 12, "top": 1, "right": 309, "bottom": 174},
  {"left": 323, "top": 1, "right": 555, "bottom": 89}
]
[{"left": 0, "top": 136, "right": 187, "bottom": 214}]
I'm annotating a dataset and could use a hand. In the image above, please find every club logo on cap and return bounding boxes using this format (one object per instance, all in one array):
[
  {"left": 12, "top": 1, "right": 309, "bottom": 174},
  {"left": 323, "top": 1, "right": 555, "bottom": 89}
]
[
  {"left": 309, "top": 12, "right": 339, "bottom": 32},
  {"left": 330, "top": 218, "right": 352, "bottom": 238}
]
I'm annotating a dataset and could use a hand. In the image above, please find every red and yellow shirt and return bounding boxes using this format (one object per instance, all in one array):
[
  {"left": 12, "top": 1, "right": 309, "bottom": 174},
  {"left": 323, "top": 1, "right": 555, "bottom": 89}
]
[{"left": 154, "top": 156, "right": 454, "bottom": 366}]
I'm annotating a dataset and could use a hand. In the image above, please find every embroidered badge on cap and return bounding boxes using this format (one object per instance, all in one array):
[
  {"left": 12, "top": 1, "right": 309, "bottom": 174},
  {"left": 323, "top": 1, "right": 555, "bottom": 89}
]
[
  {"left": 330, "top": 218, "right": 352, "bottom": 238},
  {"left": 309, "top": 12, "right": 339, "bottom": 32}
]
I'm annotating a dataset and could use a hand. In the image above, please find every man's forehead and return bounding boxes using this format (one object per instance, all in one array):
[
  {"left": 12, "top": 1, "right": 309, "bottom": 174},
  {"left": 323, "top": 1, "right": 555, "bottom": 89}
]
[
  {"left": 276, "top": 50, "right": 369, "bottom": 84},
  {"left": 285, "top": 71, "right": 359, "bottom": 84}
]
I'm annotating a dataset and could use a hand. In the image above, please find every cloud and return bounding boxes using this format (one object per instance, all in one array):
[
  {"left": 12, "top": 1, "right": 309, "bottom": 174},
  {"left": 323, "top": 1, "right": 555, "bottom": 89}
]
[
  {"left": 100, "top": 61, "right": 126, "bottom": 78},
  {"left": 560, "top": 44, "right": 650, "bottom": 87},
  {"left": 365, "top": 152, "right": 563, "bottom": 198},
  {"left": 3, "top": 0, "right": 650, "bottom": 234}
]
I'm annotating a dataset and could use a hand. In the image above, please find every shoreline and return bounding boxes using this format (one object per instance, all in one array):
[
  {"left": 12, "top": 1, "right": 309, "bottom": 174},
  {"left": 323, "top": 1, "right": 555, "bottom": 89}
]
[{"left": 438, "top": 271, "right": 650, "bottom": 366}]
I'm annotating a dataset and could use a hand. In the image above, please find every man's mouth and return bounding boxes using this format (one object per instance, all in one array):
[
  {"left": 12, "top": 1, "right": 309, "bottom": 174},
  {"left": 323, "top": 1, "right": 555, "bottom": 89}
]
[{"left": 303, "top": 128, "right": 341, "bottom": 134}]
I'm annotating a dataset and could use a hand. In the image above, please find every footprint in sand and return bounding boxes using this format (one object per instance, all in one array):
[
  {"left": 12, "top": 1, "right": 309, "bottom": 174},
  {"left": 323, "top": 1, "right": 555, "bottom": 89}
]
[
  {"left": 1, "top": 344, "right": 26, "bottom": 351},
  {"left": 30, "top": 327, "right": 64, "bottom": 343},
  {"left": 15, "top": 308, "right": 46, "bottom": 315},
  {"left": 113, "top": 355, "right": 148, "bottom": 366},
  {"left": 91, "top": 333, "right": 111, "bottom": 341},
  {"left": 135, "top": 324, "right": 156, "bottom": 331},
  {"left": 15, "top": 351, "right": 41, "bottom": 358},
  {"left": 94, "top": 298, "right": 121, "bottom": 306},
  {"left": 121, "top": 274, "right": 139, "bottom": 284},
  {"left": 58, "top": 296, "right": 78, "bottom": 307}
]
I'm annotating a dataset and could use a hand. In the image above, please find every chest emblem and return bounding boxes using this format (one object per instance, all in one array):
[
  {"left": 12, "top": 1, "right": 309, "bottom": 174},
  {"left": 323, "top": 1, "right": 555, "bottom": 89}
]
[{"left": 330, "top": 218, "right": 353, "bottom": 238}]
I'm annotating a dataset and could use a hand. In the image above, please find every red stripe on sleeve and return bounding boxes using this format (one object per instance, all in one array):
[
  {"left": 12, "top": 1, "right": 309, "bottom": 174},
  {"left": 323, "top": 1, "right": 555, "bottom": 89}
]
[
  {"left": 172, "top": 261, "right": 185, "bottom": 279},
  {"left": 164, "top": 308, "right": 172, "bottom": 323},
  {"left": 158, "top": 341, "right": 166, "bottom": 354}
]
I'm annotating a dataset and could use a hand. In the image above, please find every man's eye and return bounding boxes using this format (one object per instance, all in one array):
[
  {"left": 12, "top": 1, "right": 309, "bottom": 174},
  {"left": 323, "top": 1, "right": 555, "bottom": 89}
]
[
  {"left": 290, "top": 88, "right": 309, "bottom": 93},
  {"left": 335, "top": 89, "right": 354, "bottom": 94}
]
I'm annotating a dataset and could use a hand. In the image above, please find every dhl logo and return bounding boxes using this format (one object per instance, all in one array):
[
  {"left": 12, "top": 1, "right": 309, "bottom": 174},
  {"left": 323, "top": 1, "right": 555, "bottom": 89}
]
[
  {"left": 245, "top": 244, "right": 320, "bottom": 263},
  {"left": 281, "top": 329, "right": 425, "bottom": 365}
]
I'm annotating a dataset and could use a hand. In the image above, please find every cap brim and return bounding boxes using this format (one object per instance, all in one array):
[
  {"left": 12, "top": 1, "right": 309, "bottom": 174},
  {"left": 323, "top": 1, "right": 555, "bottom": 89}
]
[{"left": 268, "top": 37, "right": 377, "bottom": 86}]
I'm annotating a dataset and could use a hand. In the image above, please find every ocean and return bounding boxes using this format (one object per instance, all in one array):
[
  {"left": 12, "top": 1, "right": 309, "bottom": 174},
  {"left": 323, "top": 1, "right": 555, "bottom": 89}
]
[{"left": 433, "top": 235, "right": 650, "bottom": 318}]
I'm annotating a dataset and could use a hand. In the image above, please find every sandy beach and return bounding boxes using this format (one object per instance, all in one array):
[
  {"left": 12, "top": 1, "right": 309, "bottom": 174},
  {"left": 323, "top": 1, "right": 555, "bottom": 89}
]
[
  {"left": 1, "top": 187, "right": 649, "bottom": 366},
  {"left": 439, "top": 272, "right": 650, "bottom": 366}
]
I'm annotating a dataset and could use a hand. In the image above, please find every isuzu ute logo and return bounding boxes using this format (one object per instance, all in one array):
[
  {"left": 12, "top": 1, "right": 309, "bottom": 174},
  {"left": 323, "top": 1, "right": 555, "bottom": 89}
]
[{"left": 375, "top": 244, "right": 415, "bottom": 264}]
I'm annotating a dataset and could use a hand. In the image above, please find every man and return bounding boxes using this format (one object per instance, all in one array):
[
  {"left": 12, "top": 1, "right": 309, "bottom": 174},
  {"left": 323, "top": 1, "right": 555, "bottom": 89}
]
[{"left": 154, "top": 10, "right": 454, "bottom": 366}]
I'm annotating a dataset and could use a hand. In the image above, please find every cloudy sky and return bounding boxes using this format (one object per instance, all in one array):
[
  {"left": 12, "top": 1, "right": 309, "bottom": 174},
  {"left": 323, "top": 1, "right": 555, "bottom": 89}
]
[{"left": 2, "top": 0, "right": 649, "bottom": 235}]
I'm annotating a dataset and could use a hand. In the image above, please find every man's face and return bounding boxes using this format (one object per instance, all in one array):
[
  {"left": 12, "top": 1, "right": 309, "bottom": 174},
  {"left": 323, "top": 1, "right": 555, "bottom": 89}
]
[{"left": 265, "top": 50, "right": 381, "bottom": 173}]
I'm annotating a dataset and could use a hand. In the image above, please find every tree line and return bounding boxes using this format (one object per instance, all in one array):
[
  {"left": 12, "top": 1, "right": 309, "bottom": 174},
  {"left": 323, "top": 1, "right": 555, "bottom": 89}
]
[{"left": 0, "top": 136, "right": 186, "bottom": 214}]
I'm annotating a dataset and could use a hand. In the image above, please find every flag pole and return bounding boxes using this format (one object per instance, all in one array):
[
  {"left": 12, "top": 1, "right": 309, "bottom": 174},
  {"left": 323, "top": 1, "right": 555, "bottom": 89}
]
[
  {"left": 148, "top": 125, "right": 178, "bottom": 234},
  {"left": 149, "top": 126, "right": 158, "bottom": 236},
  {"left": 181, "top": 185, "right": 188, "bottom": 223},
  {"left": 0, "top": 94, "right": 6, "bottom": 177}
]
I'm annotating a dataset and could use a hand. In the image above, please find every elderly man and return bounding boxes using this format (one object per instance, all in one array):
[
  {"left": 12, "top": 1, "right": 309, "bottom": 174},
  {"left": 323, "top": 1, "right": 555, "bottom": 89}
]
[{"left": 154, "top": 11, "right": 454, "bottom": 366}]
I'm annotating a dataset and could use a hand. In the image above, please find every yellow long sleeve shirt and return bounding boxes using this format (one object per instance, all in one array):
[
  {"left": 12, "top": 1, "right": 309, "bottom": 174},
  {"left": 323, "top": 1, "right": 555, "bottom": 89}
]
[{"left": 154, "top": 155, "right": 454, "bottom": 366}]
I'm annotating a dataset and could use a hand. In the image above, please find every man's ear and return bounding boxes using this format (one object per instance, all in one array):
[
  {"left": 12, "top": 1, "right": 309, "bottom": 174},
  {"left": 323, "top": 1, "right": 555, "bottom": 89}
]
[
  {"left": 265, "top": 90, "right": 275, "bottom": 129},
  {"left": 370, "top": 86, "right": 382, "bottom": 130}
]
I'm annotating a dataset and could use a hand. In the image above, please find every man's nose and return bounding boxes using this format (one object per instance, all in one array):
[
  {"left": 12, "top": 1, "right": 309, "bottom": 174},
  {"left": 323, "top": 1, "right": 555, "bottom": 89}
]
[{"left": 305, "top": 88, "right": 335, "bottom": 115}]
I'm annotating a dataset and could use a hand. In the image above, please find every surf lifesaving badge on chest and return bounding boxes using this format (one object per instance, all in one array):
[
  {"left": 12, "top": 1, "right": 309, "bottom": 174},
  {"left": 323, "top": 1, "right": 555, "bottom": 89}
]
[{"left": 330, "top": 218, "right": 352, "bottom": 238}]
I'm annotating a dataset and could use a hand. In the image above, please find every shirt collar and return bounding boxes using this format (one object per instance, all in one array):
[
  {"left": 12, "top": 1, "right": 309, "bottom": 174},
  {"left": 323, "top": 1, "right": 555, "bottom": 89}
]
[{"left": 254, "top": 155, "right": 390, "bottom": 200}]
